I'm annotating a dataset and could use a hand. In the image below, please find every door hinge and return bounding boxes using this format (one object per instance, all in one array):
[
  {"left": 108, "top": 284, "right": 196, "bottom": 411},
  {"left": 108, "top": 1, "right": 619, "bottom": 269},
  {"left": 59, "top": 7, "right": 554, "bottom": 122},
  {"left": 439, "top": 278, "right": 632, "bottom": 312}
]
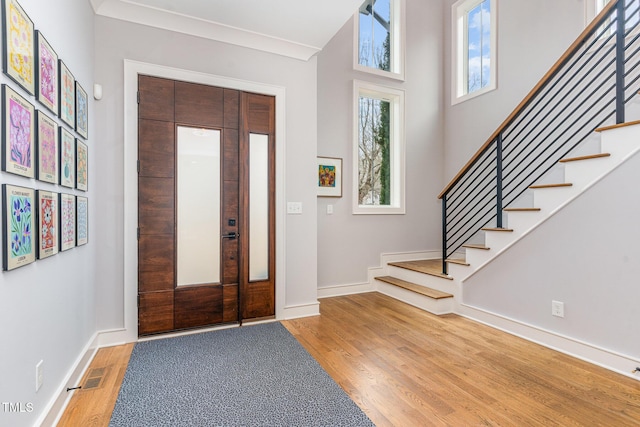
[
  {"left": 137, "top": 91, "right": 140, "bottom": 104},
  {"left": 137, "top": 295, "right": 140, "bottom": 307},
  {"left": 137, "top": 227, "right": 140, "bottom": 240},
  {"left": 137, "top": 160, "right": 140, "bottom": 174}
]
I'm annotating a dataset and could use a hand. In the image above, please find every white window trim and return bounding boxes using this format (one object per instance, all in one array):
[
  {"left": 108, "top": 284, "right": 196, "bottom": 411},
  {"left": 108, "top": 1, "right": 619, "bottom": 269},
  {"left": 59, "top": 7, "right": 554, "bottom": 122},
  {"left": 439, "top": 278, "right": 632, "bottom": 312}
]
[
  {"left": 451, "top": 0, "right": 498, "bottom": 105},
  {"left": 353, "top": 0, "right": 406, "bottom": 81},
  {"left": 585, "top": 0, "right": 609, "bottom": 26},
  {"left": 352, "top": 80, "right": 405, "bottom": 215}
]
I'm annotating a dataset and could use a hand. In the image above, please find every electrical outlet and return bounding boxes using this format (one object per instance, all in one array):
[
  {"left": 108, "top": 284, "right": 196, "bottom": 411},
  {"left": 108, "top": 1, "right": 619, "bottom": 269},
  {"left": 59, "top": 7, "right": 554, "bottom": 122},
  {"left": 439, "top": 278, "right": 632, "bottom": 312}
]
[
  {"left": 552, "top": 300, "right": 565, "bottom": 318},
  {"left": 36, "top": 360, "right": 43, "bottom": 392},
  {"left": 327, "top": 204, "right": 333, "bottom": 214}
]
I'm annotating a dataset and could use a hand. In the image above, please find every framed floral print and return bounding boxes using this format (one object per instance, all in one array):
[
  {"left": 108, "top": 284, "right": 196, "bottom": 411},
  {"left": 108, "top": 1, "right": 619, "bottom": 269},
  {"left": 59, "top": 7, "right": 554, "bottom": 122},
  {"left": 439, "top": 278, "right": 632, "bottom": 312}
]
[
  {"left": 58, "top": 59, "right": 74, "bottom": 128},
  {"left": 76, "top": 195, "right": 88, "bottom": 246},
  {"left": 59, "top": 126, "right": 74, "bottom": 188},
  {"left": 76, "top": 138, "right": 87, "bottom": 191},
  {"left": 2, "top": 84, "right": 35, "bottom": 178},
  {"left": 75, "top": 81, "right": 87, "bottom": 139},
  {"left": 317, "top": 156, "right": 342, "bottom": 197},
  {"left": 1, "top": 0, "right": 34, "bottom": 95},
  {"left": 2, "top": 184, "right": 35, "bottom": 270},
  {"left": 59, "top": 192, "right": 75, "bottom": 251},
  {"left": 36, "top": 190, "right": 58, "bottom": 259},
  {"left": 35, "top": 30, "right": 58, "bottom": 115},
  {"left": 36, "top": 110, "right": 57, "bottom": 183}
]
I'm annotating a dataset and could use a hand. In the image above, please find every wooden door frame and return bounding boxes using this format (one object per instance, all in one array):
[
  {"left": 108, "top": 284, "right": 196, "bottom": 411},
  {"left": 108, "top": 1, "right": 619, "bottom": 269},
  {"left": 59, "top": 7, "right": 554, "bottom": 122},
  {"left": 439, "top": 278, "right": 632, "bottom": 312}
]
[{"left": 119, "top": 60, "right": 286, "bottom": 343}]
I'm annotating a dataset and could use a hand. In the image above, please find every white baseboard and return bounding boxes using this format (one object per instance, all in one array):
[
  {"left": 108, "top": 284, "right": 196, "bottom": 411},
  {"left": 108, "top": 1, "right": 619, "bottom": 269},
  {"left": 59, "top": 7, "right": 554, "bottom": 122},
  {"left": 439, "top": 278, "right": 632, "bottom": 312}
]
[
  {"left": 282, "top": 302, "right": 320, "bottom": 319},
  {"left": 459, "top": 303, "right": 640, "bottom": 381},
  {"left": 36, "top": 332, "right": 100, "bottom": 427},
  {"left": 318, "top": 281, "right": 375, "bottom": 298}
]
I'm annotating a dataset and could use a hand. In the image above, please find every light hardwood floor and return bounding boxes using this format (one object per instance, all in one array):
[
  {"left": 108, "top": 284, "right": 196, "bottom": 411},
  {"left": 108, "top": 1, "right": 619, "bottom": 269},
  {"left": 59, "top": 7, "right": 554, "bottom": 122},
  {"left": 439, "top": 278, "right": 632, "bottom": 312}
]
[{"left": 59, "top": 292, "right": 640, "bottom": 426}]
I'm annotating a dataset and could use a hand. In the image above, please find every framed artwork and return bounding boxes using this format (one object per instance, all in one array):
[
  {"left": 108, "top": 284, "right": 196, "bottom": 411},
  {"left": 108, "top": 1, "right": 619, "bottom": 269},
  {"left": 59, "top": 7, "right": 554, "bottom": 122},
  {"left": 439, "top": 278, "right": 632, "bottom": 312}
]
[
  {"left": 317, "top": 156, "right": 342, "bottom": 197},
  {"left": 76, "top": 195, "right": 88, "bottom": 246},
  {"left": 2, "top": 84, "right": 35, "bottom": 178},
  {"left": 2, "top": 184, "right": 35, "bottom": 270},
  {"left": 59, "top": 192, "right": 75, "bottom": 251},
  {"left": 36, "top": 190, "right": 58, "bottom": 259},
  {"left": 59, "top": 126, "right": 75, "bottom": 188},
  {"left": 36, "top": 110, "right": 57, "bottom": 183},
  {"left": 35, "top": 30, "right": 58, "bottom": 115},
  {"left": 58, "top": 59, "right": 74, "bottom": 128},
  {"left": 1, "top": 0, "right": 34, "bottom": 95},
  {"left": 75, "top": 138, "right": 87, "bottom": 191},
  {"left": 75, "top": 81, "right": 87, "bottom": 139}
]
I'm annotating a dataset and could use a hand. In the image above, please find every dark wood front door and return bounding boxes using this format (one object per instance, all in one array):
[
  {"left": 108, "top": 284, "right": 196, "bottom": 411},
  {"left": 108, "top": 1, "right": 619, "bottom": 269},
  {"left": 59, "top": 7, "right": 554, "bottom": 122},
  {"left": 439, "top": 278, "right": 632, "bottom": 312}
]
[{"left": 137, "top": 75, "right": 275, "bottom": 336}]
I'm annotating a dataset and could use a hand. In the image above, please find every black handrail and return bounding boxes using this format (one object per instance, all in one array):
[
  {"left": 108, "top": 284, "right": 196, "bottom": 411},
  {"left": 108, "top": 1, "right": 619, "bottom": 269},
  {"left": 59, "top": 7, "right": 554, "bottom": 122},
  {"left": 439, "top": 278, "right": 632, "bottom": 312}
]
[{"left": 439, "top": 0, "right": 640, "bottom": 274}]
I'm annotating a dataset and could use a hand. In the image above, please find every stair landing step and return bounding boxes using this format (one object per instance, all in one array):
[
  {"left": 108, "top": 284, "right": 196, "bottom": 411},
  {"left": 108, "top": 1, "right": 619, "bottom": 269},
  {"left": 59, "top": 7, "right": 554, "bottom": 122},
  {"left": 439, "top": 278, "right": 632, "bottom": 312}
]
[
  {"left": 375, "top": 276, "right": 453, "bottom": 299},
  {"left": 387, "top": 259, "right": 452, "bottom": 280},
  {"left": 559, "top": 153, "right": 610, "bottom": 163},
  {"left": 529, "top": 183, "right": 573, "bottom": 189},
  {"left": 481, "top": 227, "right": 514, "bottom": 232},
  {"left": 445, "top": 258, "right": 469, "bottom": 266}
]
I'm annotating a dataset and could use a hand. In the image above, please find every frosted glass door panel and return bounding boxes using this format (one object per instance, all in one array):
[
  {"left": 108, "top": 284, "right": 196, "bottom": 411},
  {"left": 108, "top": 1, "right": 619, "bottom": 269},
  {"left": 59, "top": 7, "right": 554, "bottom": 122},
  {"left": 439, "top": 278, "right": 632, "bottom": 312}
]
[
  {"left": 249, "top": 133, "right": 269, "bottom": 281},
  {"left": 177, "top": 126, "right": 221, "bottom": 286}
]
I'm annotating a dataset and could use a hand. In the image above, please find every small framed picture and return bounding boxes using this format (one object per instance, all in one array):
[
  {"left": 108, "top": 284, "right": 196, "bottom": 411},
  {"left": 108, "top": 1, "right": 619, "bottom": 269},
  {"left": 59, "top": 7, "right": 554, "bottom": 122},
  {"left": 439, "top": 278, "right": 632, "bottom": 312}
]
[
  {"left": 1, "top": 0, "right": 35, "bottom": 95},
  {"left": 35, "top": 30, "right": 58, "bottom": 115},
  {"left": 75, "top": 81, "right": 88, "bottom": 139},
  {"left": 36, "top": 110, "right": 57, "bottom": 183},
  {"left": 58, "top": 59, "right": 74, "bottom": 128},
  {"left": 2, "top": 184, "right": 36, "bottom": 270},
  {"left": 36, "top": 190, "right": 58, "bottom": 259},
  {"left": 59, "top": 192, "right": 75, "bottom": 251},
  {"left": 59, "top": 126, "right": 75, "bottom": 188},
  {"left": 317, "top": 156, "right": 342, "bottom": 197},
  {"left": 76, "top": 138, "right": 87, "bottom": 191},
  {"left": 2, "top": 84, "right": 35, "bottom": 178},
  {"left": 76, "top": 195, "right": 88, "bottom": 246}
]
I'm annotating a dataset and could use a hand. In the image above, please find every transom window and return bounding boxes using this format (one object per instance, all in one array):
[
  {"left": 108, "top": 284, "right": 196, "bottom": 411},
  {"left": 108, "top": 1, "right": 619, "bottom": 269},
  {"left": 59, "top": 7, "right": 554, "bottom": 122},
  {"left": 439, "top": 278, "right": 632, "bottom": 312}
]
[
  {"left": 355, "top": 0, "right": 404, "bottom": 80},
  {"left": 452, "top": 0, "right": 497, "bottom": 104}
]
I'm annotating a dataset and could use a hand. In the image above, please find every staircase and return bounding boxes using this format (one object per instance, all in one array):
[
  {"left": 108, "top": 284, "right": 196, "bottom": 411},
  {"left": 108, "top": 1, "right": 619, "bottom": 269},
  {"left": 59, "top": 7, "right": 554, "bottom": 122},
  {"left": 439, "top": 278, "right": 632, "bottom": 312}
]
[{"left": 374, "top": 120, "right": 640, "bottom": 315}]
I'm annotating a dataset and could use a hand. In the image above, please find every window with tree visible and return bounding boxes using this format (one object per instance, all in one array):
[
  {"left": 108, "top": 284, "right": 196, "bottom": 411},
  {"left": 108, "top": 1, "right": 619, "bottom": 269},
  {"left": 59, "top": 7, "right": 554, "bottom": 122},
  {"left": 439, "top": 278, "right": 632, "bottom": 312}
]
[
  {"left": 356, "top": 0, "right": 404, "bottom": 79},
  {"left": 452, "top": 0, "right": 497, "bottom": 103},
  {"left": 353, "top": 81, "right": 404, "bottom": 214}
]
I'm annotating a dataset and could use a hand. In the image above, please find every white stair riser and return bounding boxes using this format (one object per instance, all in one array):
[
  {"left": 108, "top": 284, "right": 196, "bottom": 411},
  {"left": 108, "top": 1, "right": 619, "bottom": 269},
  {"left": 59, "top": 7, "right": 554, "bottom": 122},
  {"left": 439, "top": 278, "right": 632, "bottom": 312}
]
[
  {"left": 464, "top": 248, "right": 493, "bottom": 266},
  {"left": 563, "top": 157, "right": 615, "bottom": 187},
  {"left": 600, "top": 124, "right": 640, "bottom": 156},
  {"left": 505, "top": 210, "right": 545, "bottom": 232},
  {"left": 376, "top": 281, "right": 453, "bottom": 315},
  {"left": 483, "top": 230, "right": 522, "bottom": 252},
  {"left": 532, "top": 186, "right": 579, "bottom": 212}
]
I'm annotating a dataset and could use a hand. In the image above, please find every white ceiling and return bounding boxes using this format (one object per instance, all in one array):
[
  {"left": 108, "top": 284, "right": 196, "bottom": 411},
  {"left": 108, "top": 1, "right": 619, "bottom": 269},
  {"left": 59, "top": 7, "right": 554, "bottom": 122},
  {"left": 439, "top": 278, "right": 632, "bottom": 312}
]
[{"left": 90, "top": 0, "right": 364, "bottom": 60}]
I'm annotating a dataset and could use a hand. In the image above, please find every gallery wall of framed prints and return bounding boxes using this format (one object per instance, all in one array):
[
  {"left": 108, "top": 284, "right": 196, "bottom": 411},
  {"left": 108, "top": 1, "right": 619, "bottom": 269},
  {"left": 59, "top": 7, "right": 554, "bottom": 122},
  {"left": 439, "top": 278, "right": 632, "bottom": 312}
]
[{"left": 0, "top": 0, "right": 89, "bottom": 271}]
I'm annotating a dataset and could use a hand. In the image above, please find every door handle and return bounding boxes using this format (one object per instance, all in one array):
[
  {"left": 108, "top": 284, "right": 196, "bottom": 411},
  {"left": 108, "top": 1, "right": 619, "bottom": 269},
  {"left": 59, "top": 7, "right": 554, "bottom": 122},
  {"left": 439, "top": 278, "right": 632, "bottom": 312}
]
[{"left": 222, "top": 232, "right": 239, "bottom": 239}]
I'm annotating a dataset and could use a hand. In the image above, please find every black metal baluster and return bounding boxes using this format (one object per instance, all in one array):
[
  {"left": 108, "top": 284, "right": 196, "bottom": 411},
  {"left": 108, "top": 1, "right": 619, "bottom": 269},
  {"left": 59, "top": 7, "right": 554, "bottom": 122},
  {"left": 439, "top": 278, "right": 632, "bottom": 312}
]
[
  {"left": 496, "top": 135, "right": 503, "bottom": 229},
  {"left": 617, "top": 0, "right": 626, "bottom": 123},
  {"left": 442, "top": 194, "right": 448, "bottom": 275}
]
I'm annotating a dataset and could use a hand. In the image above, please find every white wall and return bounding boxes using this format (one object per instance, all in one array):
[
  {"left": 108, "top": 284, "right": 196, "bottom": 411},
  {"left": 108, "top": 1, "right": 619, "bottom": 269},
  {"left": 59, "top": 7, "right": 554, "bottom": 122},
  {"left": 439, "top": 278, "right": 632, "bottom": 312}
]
[
  {"left": 463, "top": 149, "right": 640, "bottom": 361},
  {"left": 92, "top": 16, "right": 320, "bottom": 331},
  {"left": 316, "top": 0, "right": 445, "bottom": 289},
  {"left": 0, "top": 1, "right": 95, "bottom": 426},
  {"left": 442, "top": 0, "right": 587, "bottom": 182}
]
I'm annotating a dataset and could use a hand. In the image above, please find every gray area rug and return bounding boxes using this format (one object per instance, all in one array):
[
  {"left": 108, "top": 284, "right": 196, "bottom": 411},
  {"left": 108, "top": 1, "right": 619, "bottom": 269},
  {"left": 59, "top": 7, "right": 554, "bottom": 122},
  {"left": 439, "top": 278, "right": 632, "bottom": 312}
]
[{"left": 109, "top": 322, "right": 374, "bottom": 426}]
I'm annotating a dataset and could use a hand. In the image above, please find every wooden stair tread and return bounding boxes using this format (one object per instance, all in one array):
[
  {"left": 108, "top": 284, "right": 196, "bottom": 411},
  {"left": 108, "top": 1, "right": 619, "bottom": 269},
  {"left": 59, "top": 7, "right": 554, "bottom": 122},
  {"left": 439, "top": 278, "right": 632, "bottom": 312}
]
[
  {"left": 481, "top": 227, "right": 514, "bottom": 232},
  {"left": 462, "top": 244, "right": 490, "bottom": 250},
  {"left": 388, "top": 260, "right": 453, "bottom": 280},
  {"left": 529, "top": 183, "right": 573, "bottom": 189},
  {"left": 375, "top": 276, "right": 453, "bottom": 299},
  {"left": 445, "top": 258, "right": 469, "bottom": 266},
  {"left": 595, "top": 120, "right": 640, "bottom": 132},
  {"left": 503, "top": 207, "right": 541, "bottom": 212},
  {"left": 559, "top": 153, "right": 610, "bottom": 163}
]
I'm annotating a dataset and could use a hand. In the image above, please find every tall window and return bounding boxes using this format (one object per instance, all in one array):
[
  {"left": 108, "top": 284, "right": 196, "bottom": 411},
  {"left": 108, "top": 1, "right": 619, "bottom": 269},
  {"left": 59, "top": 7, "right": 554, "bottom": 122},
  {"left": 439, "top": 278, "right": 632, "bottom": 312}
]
[
  {"left": 355, "top": 0, "right": 404, "bottom": 80},
  {"left": 452, "top": 0, "right": 497, "bottom": 103},
  {"left": 590, "top": 0, "right": 640, "bottom": 33},
  {"left": 353, "top": 81, "right": 405, "bottom": 214}
]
